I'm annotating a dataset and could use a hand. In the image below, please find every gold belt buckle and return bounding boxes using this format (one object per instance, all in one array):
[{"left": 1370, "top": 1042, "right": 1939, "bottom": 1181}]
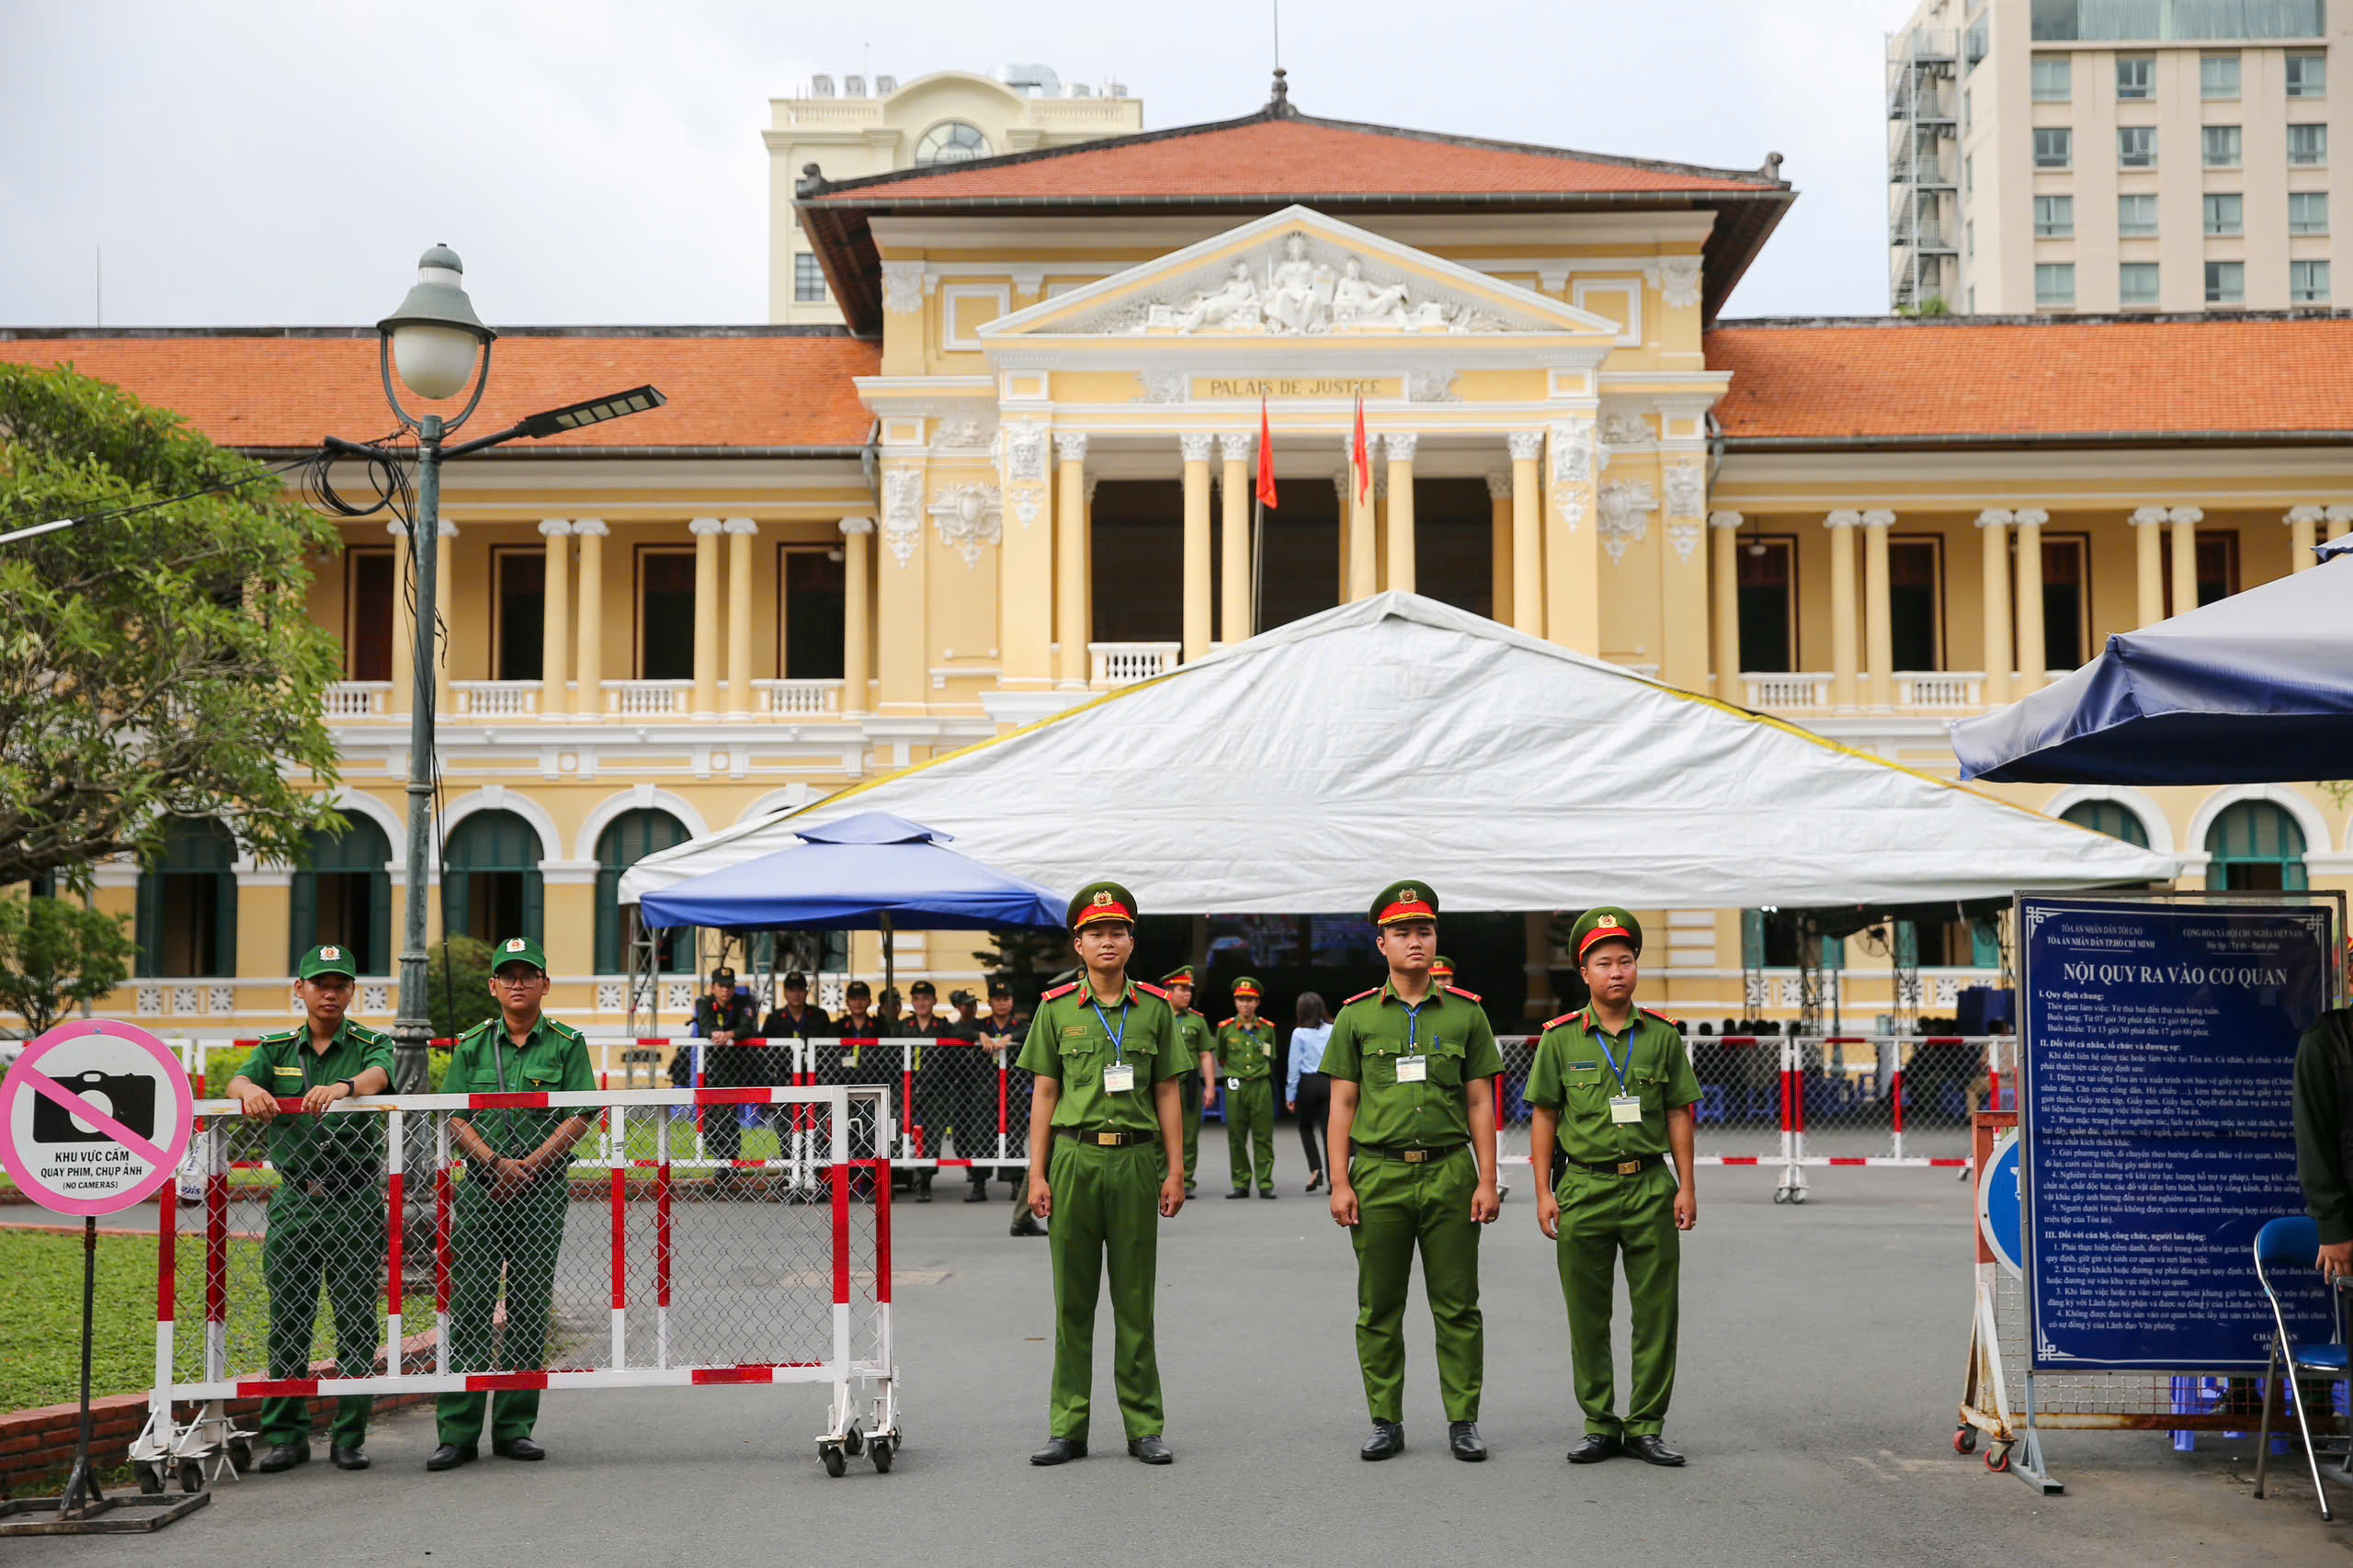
[
  {"left": 1617, "top": 1160, "right": 1643, "bottom": 1176},
  {"left": 1097, "top": 1132, "right": 1120, "bottom": 1146},
  {"left": 1403, "top": 1149, "right": 1427, "bottom": 1164}
]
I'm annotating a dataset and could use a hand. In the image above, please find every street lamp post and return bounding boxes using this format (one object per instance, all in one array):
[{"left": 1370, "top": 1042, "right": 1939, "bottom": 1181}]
[{"left": 339, "top": 245, "right": 665, "bottom": 1092}]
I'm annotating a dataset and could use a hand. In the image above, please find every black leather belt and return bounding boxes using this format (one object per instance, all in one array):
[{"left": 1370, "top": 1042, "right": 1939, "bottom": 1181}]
[
  {"left": 1054, "top": 1127, "right": 1157, "bottom": 1148},
  {"left": 293, "top": 1176, "right": 378, "bottom": 1198},
  {"left": 1352, "top": 1142, "right": 1467, "bottom": 1165},
  {"left": 1564, "top": 1152, "right": 1664, "bottom": 1176}
]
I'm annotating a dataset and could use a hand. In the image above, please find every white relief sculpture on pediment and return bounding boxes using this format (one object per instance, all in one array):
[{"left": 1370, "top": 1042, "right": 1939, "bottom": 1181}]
[
  {"left": 1656, "top": 256, "right": 1703, "bottom": 309},
  {"left": 1002, "top": 420, "right": 1048, "bottom": 483},
  {"left": 1597, "top": 480, "right": 1658, "bottom": 563},
  {"left": 1550, "top": 422, "right": 1597, "bottom": 487},
  {"left": 926, "top": 483, "right": 1004, "bottom": 568},
  {"left": 1136, "top": 371, "right": 1190, "bottom": 404},
  {"left": 1662, "top": 462, "right": 1706, "bottom": 518},
  {"left": 1600, "top": 412, "right": 1652, "bottom": 447},
  {"left": 1097, "top": 229, "right": 1562, "bottom": 337},
  {"left": 935, "top": 415, "right": 994, "bottom": 449},
  {"left": 1405, "top": 369, "right": 1461, "bottom": 403},
  {"left": 881, "top": 469, "right": 925, "bottom": 568},
  {"left": 881, "top": 261, "right": 926, "bottom": 316}
]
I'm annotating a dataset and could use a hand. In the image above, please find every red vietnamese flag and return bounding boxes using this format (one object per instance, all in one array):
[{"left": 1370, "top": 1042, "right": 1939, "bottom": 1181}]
[
  {"left": 1351, "top": 394, "right": 1371, "bottom": 503},
  {"left": 1256, "top": 398, "right": 1278, "bottom": 508}
]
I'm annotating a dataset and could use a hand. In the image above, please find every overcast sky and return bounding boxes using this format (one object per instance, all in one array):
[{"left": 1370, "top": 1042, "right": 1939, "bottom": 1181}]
[{"left": 0, "top": 0, "right": 1903, "bottom": 328}]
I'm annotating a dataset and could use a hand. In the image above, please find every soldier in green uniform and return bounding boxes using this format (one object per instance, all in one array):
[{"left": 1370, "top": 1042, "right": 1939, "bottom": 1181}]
[
  {"left": 1324, "top": 882, "right": 1503, "bottom": 1462},
  {"left": 227, "top": 945, "right": 394, "bottom": 1472},
  {"left": 1215, "top": 977, "right": 1279, "bottom": 1199},
  {"left": 429, "top": 936, "right": 596, "bottom": 1471},
  {"left": 1162, "top": 966, "right": 1216, "bottom": 1197},
  {"left": 1018, "top": 882, "right": 1189, "bottom": 1466},
  {"left": 1526, "top": 908, "right": 1700, "bottom": 1468}
]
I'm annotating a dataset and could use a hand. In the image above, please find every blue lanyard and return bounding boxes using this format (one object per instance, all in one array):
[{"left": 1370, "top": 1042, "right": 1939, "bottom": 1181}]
[
  {"left": 1595, "top": 1022, "right": 1633, "bottom": 1094},
  {"left": 1404, "top": 1001, "right": 1426, "bottom": 1053},
  {"left": 1089, "top": 997, "right": 1131, "bottom": 1063}
]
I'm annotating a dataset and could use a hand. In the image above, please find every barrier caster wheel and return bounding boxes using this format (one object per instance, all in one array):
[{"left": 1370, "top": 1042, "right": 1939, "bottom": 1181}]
[
  {"left": 179, "top": 1460, "right": 204, "bottom": 1494},
  {"left": 136, "top": 1463, "right": 165, "bottom": 1495},
  {"left": 1790, "top": 1187, "right": 1809, "bottom": 1205},
  {"left": 227, "top": 1437, "right": 253, "bottom": 1473},
  {"left": 1984, "top": 1445, "right": 2011, "bottom": 1473},
  {"left": 1772, "top": 1187, "right": 1791, "bottom": 1204},
  {"left": 1952, "top": 1426, "right": 1976, "bottom": 1455},
  {"left": 870, "top": 1436, "right": 893, "bottom": 1474},
  {"left": 843, "top": 1421, "right": 865, "bottom": 1458},
  {"left": 820, "top": 1443, "right": 847, "bottom": 1479}
]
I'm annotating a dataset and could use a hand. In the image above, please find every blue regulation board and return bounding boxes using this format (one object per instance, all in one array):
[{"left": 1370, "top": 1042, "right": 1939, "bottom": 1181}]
[{"left": 2020, "top": 896, "right": 2337, "bottom": 1371}]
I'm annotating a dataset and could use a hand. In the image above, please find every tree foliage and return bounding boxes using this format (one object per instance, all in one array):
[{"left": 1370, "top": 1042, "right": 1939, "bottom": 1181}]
[
  {"left": 0, "top": 893, "right": 138, "bottom": 1038},
  {"left": 0, "top": 360, "right": 345, "bottom": 887},
  {"left": 426, "top": 936, "right": 500, "bottom": 1041}
]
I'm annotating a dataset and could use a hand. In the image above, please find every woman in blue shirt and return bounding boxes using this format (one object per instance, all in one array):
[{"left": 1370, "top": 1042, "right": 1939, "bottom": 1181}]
[{"left": 1287, "top": 992, "right": 1335, "bottom": 1192}]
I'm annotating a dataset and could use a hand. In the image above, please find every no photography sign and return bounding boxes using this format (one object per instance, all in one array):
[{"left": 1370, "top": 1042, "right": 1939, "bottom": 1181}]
[{"left": 0, "top": 1019, "right": 193, "bottom": 1216}]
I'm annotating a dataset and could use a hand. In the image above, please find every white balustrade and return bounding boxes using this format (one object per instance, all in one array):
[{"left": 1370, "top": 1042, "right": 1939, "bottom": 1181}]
[
  {"left": 322, "top": 681, "right": 391, "bottom": 719},
  {"left": 1088, "top": 642, "right": 1180, "bottom": 687},
  {"left": 753, "top": 678, "right": 845, "bottom": 716},
  {"left": 1739, "top": 672, "right": 1832, "bottom": 710},
  {"left": 449, "top": 681, "right": 540, "bottom": 717},
  {"left": 1895, "top": 671, "right": 1986, "bottom": 709},
  {"left": 602, "top": 679, "right": 693, "bottom": 716}
]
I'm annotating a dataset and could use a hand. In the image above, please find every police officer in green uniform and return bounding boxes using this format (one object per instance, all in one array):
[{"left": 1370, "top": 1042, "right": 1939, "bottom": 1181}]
[
  {"left": 1215, "top": 978, "right": 1280, "bottom": 1199},
  {"left": 1324, "top": 882, "right": 1503, "bottom": 1462},
  {"left": 228, "top": 945, "right": 394, "bottom": 1472},
  {"left": 2291, "top": 964, "right": 2353, "bottom": 1285},
  {"left": 429, "top": 936, "right": 596, "bottom": 1471},
  {"left": 1162, "top": 966, "right": 1215, "bottom": 1196},
  {"left": 1526, "top": 908, "right": 1700, "bottom": 1468},
  {"left": 1018, "top": 882, "right": 1189, "bottom": 1466}
]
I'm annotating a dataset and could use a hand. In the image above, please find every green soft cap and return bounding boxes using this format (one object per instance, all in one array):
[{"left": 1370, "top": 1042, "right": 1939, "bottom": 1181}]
[
  {"left": 298, "top": 943, "right": 359, "bottom": 981},
  {"left": 490, "top": 934, "right": 549, "bottom": 974}
]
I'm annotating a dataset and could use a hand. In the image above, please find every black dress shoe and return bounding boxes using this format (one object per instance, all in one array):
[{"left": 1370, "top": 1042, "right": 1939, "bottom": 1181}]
[
  {"left": 254, "top": 1441, "right": 309, "bottom": 1472},
  {"left": 426, "top": 1444, "right": 476, "bottom": 1471},
  {"left": 1565, "top": 1433, "right": 1620, "bottom": 1464},
  {"left": 963, "top": 1183, "right": 989, "bottom": 1203},
  {"left": 492, "top": 1437, "right": 547, "bottom": 1461},
  {"left": 1029, "top": 1437, "right": 1086, "bottom": 1465},
  {"left": 1226, "top": 1187, "right": 1249, "bottom": 1199},
  {"left": 1624, "top": 1434, "right": 1685, "bottom": 1467},
  {"left": 1449, "top": 1422, "right": 1487, "bottom": 1461},
  {"left": 329, "top": 1444, "right": 369, "bottom": 1471},
  {"left": 1127, "top": 1435, "right": 1174, "bottom": 1464},
  {"left": 1258, "top": 1187, "right": 1277, "bottom": 1199},
  {"left": 1359, "top": 1420, "right": 1404, "bottom": 1460},
  {"left": 1010, "top": 1215, "right": 1047, "bottom": 1237},
  {"left": 915, "top": 1176, "right": 934, "bottom": 1204},
  {"left": 1305, "top": 1172, "right": 1324, "bottom": 1193}
]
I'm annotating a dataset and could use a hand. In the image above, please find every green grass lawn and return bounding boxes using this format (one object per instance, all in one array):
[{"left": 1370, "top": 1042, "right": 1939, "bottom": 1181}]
[{"left": 0, "top": 1230, "right": 205, "bottom": 1413}]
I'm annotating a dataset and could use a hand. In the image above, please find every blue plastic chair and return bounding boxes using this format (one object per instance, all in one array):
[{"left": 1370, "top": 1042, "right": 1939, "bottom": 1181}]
[{"left": 2253, "top": 1215, "right": 2352, "bottom": 1520}]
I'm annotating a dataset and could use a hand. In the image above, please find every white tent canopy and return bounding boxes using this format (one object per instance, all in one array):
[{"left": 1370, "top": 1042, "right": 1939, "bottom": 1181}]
[{"left": 621, "top": 594, "right": 2177, "bottom": 913}]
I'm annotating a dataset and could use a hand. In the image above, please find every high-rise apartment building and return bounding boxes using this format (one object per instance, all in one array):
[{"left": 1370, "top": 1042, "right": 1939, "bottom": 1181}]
[
  {"left": 1891, "top": 0, "right": 2350, "bottom": 313},
  {"left": 767, "top": 64, "right": 1142, "bottom": 324}
]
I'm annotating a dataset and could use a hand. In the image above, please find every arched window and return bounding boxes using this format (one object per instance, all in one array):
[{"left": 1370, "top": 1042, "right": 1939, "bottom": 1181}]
[
  {"left": 595, "top": 809, "right": 690, "bottom": 974},
  {"left": 443, "top": 810, "right": 543, "bottom": 948},
  {"left": 2061, "top": 799, "right": 2151, "bottom": 848},
  {"left": 289, "top": 818, "right": 392, "bottom": 974},
  {"left": 913, "top": 120, "right": 990, "bottom": 165},
  {"left": 2205, "top": 801, "right": 2308, "bottom": 892},
  {"left": 137, "top": 817, "right": 238, "bottom": 977}
]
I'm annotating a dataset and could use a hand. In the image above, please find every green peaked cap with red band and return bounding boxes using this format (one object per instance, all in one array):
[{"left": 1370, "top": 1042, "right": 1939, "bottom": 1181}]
[
  {"left": 1068, "top": 881, "right": 1138, "bottom": 930},
  {"left": 1160, "top": 965, "right": 1197, "bottom": 986},
  {"left": 1570, "top": 907, "right": 1643, "bottom": 961},
  {"left": 1370, "top": 880, "right": 1439, "bottom": 926},
  {"left": 1232, "top": 975, "right": 1263, "bottom": 998}
]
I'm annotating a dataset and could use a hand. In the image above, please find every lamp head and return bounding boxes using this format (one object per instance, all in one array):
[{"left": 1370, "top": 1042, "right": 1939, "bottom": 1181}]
[{"left": 378, "top": 244, "right": 495, "bottom": 402}]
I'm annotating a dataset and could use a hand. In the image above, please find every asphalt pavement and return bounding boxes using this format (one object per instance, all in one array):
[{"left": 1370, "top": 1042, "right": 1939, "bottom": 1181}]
[{"left": 29, "top": 1142, "right": 2348, "bottom": 1568}]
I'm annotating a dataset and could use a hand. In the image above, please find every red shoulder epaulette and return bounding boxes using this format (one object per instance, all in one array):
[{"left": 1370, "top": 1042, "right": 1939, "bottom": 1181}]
[
  {"left": 1642, "top": 1007, "right": 1682, "bottom": 1028},
  {"left": 1443, "top": 984, "right": 1483, "bottom": 1004},
  {"left": 1041, "top": 982, "right": 1080, "bottom": 1001},
  {"left": 1134, "top": 981, "right": 1168, "bottom": 1000},
  {"left": 1216, "top": 1016, "right": 1236, "bottom": 1029},
  {"left": 1542, "top": 1010, "right": 1583, "bottom": 1031},
  {"left": 1345, "top": 986, "right": 1381, "bottom": 1006}
]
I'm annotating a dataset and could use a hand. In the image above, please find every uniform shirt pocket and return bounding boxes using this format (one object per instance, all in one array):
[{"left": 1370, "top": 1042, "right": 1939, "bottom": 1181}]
[{"left": 1428, "top": 1039, "right": 1467, "bottom": 1089}]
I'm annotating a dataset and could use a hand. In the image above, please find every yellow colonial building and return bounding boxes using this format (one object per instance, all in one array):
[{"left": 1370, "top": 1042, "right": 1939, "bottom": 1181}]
[{"left": 6, "top": 76, "right": 2349, "bottom": 1035}]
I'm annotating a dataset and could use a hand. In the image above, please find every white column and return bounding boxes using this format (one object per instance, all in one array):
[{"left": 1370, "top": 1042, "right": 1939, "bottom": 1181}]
[
  {"left": 1507, "top": 432, "right": 1544, "bottom": 636},
  {"left": 1709, "top": 512, "right": 1743, "bottom": 701},
  {"left": 2129, "top": 506, "right": 2166, "bottom": 628},
  {"left": 386, "top": 521, "right": 415, "bottom": 715},
  {"left": 434, "top": 519, "right": 459, "bottom": 719},
  {"left": 1180, "top": 434, "right": 1214, "bottom": 662},
  {"left": 573, "top": 518, "right": 606, "bottom": 719},
  {"left": 2168, "top": 505, "right": 2202, "bottom": 617},
  {"left": 1861, "top": 509, "right": 1893, "bottom": 708},
  {"left": 536, "top": 520, "right": 571, "bottom": 717},
  {"left": 1384, "top": 433, "right": 1417, "bottom": 595},
  {"left": 1053, "top": 434, "right": 1089, "bottom": 687},
  {"left": 2012, "top": 507, "right": 2046, "bottom": 692},
  {"left": 1976, "top": 508, "right": 2013, "bottom": 706},
  {"left": 2328, "top": 505, "right": 2353, "bottom": 543},
  {"left": 2287, "top": 504, "right": 2323, "bottom": 572},
  {"left": 1487, "top": 473, "right": 1513, "bottom": 625},
  {"left": 1825, "top": 511, "right": 1860, "bottom": 709},
  {"left": 723, "top": 517, "right": 758, "bottom": 719},
  {"left": 689, "top": 517, "right": 722, "bottom": 716},
  {"left": 1219, "top": 432, "right": 1253, "bottom": 643},
  {"left": 840, "top": 517, "right": 872, "bottom": 714},
  {"left": 1347, "top": 436, "right": 1378, "bottom": 601}
]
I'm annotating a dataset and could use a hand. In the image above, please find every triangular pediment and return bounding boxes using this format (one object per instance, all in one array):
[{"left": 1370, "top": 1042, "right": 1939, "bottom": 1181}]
[{"left": 978, "top": 206, "right": 1620, "bottom": 342}]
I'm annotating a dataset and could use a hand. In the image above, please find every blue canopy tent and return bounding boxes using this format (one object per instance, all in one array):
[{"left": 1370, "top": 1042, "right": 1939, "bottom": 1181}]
[
  {"left": 1952, "top": 543, "right": 2353, "bottom": 784},
  {"left": 629, "top": 811, "right": 1067, "bottom": 996}
]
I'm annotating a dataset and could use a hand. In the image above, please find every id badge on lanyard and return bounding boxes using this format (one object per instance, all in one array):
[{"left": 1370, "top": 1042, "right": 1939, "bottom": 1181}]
[
  {"left": 1094, "top": 998, "right": 1134, "bottom": 1093},
  {"left": 1396, "top": 1006, "right": 1431, "bottom": 1083},
  {"left": 1598, "top": 1032, "right": 1641, "bottom": 1124}
]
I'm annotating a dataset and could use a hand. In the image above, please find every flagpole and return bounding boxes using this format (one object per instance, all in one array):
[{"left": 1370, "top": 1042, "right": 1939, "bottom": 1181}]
[{"left": 1251, "top": 490, "right": 1265, "bottom": 637}]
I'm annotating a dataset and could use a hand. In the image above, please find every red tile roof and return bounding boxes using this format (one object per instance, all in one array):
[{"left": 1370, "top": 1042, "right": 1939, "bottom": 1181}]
[
  {"left": 0, "top": 331, "right": 879, "bottom": 452},
  {"left": 1708, "top": 315, "right": 2353, "bottom": 444},
  {"left": 807, "top": 114, "right": 1779, "bottom": 202}
]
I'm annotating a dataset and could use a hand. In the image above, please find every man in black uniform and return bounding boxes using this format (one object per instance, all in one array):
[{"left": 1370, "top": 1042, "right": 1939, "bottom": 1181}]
[
  {"left": 761, "top": 971, "right": 833, "bottom": 1199},
  {"left": 692, "top": 967, "right": 761, "bottom": 1188},
  {"left": 975, "top": 979, "right": 1040, "bottom": 1235},
  {"left": 903, "top": 981, "right": 964, "bottom": 1202}
]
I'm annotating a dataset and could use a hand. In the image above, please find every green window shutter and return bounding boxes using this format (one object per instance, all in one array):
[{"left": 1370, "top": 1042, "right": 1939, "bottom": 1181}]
[
  {"left": 214, "top": 870, "right": 239, "bottom": 979},
  {"left": 1820, "top": 934, "right": 1845, "bottom": 971},
  {"left": 596, "top": 869, "right": 621, "bottom": 973},
  {"left": 521, "top": 871, "right": 544, "bottom": 945},
  {"left": 1740, "top": 909, "right": 1765, "bottom": 969},
  {"left": 444, "top": 871, "right": 471, "bottom": 948},
  {"left": 289, "top": 872, "right": 317, "bottom": 972},
  {"left": 135, "top": 874, "right": 163, "bottom": 978},
  {"left": 1970, "top": 917, "right": 2001, "bottom": 968},
  {"left": 1893, "top": 919, "right": 1919, "bottom": 968},
  {"left": 369, "top": 871, "right": 392, "bottom": 973}
]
